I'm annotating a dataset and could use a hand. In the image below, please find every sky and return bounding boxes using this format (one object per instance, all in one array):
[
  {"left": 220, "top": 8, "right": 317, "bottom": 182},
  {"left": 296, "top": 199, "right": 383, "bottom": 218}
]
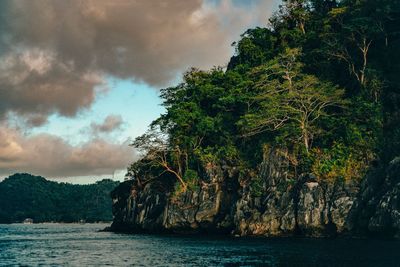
[{"left": 0, "top": 0, "right": 279, "bottom": 183}]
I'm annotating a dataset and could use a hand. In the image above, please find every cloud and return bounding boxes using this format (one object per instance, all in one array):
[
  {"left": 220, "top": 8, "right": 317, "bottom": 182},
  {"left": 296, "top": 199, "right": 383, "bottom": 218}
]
[
  {"left": 0, "top": 48, "right": 105, "bottom": 125},
  {"left": 90, "top": 115, "right": 124, "bottom": 134},
  {"left": 0, "top": 0, "right": 275, "bottom": 124},
  {"left": 0, "top": 126, "right": 135, "bottom": 178}
]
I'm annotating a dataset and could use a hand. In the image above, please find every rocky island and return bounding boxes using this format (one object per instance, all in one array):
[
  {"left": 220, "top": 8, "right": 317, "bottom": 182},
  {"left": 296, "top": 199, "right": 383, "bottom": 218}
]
[{"left": 109, "top": 0, "right": 400, "bottom": 238}]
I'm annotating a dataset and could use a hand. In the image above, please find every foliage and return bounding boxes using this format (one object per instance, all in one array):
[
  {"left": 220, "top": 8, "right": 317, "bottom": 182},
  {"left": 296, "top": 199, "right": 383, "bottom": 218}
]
[
  {"left": 131, "top": 0, "right": 400, "bottom": 191},
  {"left": 249, "top": 175, "right": 264, "bottom": 197},
  {"left": 239, "top": 48, "right": 347, "bottom": 153},
  {"left": 311, "top": 143, "right": 368, "bottom": 182},
  {"left": 0, "top": 173, "right": 119, "bottom": 223}
]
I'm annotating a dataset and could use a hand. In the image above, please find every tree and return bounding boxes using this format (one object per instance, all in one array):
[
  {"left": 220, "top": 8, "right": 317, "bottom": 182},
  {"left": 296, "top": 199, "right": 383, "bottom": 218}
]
[
  {"left": 271, "top": 0, "right": 310, "bottom": 35},
  {"left": 241, "top": 49, "right": 346, "bottom": 153},
  {"left": 324, "top": 2, "right": 383, "bottom": 88},
  {"left": 131, "top": 128, "right": 188, "bottom": 191}
]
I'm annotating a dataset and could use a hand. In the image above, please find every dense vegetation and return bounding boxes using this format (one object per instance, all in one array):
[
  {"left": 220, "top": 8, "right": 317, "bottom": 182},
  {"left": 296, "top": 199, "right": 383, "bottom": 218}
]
[
  {"left": 0, "top": 173, "right": 119, "bottom": 223},
  {"left": 131, "top": 0, "right": 400, "bottom": 193}
]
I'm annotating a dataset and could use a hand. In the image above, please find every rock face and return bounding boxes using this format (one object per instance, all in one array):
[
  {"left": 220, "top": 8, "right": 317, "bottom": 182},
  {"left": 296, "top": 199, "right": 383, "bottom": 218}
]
[
  {"left": 233, "top": 148, "right": 359, "bottom": 237},
  {"left": 110, "top": 151, "right": 400, "bottom": 238},
  {"left": 233, "top": 148, "right": 296, "bottom": 236},
  {"left": 111, "top": 179, "right": 167, "bottom": 233},
  {"left": 110, "top": 163, "right": 239, "bottom": 234},
  {"left": 161, "top": 163, "right": 239, "bottom": 234},
  {"left": 348, "top": 157, "right": 400, "bottom": 237}
]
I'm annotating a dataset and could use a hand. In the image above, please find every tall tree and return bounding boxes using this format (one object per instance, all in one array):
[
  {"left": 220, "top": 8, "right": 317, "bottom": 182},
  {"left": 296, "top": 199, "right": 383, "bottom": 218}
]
[{"left": 241, "top": 49, "right": 346, "bottom": 153}]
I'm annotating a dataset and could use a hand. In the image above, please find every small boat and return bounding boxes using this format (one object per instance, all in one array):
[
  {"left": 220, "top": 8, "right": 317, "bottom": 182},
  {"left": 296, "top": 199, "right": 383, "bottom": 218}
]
[{"left": 23, "top": 218, "right": 33, "bottom": 224}]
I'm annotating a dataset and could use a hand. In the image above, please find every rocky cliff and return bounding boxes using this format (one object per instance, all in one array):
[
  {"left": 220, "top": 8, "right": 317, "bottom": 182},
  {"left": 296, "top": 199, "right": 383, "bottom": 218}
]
[
  {"left": 109, "top": 151, "right": 400, "bottom": 238},
  {"left": 233, "top": 149, "right": 359, "bottom": 237}
]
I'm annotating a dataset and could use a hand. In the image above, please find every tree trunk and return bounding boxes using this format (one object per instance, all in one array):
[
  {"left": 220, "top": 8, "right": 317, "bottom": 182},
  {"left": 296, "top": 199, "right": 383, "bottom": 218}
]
[
  {"left": 300, "top": 121, "right": 309, "bottom": 153},
  {"left": 303, "top": 131, "right": 309, "bottom": 153},
  {"left": 299, "top": 21, "right": 306, "bottom": 35}
]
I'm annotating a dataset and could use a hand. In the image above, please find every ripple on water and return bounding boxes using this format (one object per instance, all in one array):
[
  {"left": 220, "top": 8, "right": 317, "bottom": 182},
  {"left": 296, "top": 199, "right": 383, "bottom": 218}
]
[{"left": 0, "top": 224, "right": 400, "bottom": 266}]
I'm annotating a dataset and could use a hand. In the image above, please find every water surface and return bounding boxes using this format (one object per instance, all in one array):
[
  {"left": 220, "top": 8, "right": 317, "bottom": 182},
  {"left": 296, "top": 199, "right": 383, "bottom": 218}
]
[{"left": 0, "top": 223, "right": 399, "bottom": 266}]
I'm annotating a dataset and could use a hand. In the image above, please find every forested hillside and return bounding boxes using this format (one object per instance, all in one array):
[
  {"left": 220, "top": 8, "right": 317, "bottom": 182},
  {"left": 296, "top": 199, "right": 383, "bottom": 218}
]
[
  {"left": 0, "top": 173, "right": 119, "bottom": 223},
  {"left": 130, "top": 0, "right": 400, "bottom": 193}
]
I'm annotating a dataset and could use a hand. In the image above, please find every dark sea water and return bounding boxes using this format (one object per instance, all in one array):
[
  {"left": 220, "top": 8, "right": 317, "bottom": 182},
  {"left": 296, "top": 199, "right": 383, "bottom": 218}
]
[{"left": 0, "top": 223, "right": 400, "bottom": 267}]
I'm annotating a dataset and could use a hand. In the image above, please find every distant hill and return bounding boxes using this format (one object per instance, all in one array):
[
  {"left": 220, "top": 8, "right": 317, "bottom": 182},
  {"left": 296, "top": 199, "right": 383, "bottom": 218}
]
[{"left": 0, "top": 173, "right": 119, "bottom": 223}]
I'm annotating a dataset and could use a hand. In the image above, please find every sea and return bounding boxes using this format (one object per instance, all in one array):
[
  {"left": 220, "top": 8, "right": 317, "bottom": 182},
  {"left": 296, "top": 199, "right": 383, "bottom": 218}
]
[{"left": 0, "top": 223, "right": 399, "bottom": 266}]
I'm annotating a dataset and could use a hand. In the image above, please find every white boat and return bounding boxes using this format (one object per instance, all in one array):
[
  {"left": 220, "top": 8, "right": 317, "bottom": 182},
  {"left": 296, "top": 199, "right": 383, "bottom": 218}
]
[{"left": 23, "top": 218, "right": 33, "bottom": 224}]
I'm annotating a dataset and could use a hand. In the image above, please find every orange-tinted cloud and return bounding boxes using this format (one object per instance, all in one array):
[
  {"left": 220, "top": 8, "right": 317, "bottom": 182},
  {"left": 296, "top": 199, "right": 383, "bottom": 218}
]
[{"left": 0, "top": 126, "right": 135, "bottom": 177}]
